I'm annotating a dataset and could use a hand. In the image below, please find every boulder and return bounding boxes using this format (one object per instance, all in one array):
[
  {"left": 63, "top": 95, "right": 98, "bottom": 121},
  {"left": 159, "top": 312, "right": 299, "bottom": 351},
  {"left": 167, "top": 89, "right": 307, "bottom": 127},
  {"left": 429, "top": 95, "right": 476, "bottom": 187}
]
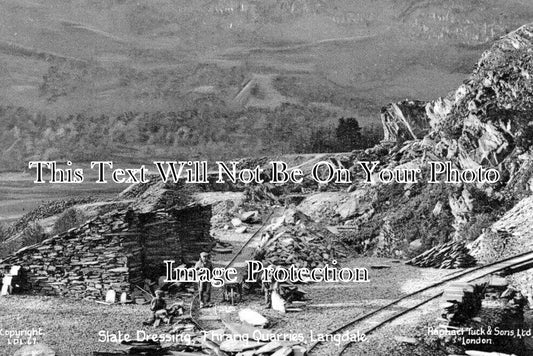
[
  {"left": 380, "top": 100, "right": 431, "bottom": 143},
  {"left": 14, "top": 344, "right": 55, "bottom": 356},
  {"left": 409, "top": 239, "right": 422, "bottom": 251},
  {"left": 238, "top": 308, "right": 268, "bottom": 327},
  {"left": 240, "top": 211, "right": 259, "bottom": 223},
  {"left": 235, "top": 226, "right": 248, "bottom": 234},
  {"left": 271, "top": 290, "right": 286, "bottom": 313},
  {"left": 231, "top": 218, "right": 243, "bottom": 227},
  {"left": 219, "top": 340, "right": 265, "bottom": 353}
]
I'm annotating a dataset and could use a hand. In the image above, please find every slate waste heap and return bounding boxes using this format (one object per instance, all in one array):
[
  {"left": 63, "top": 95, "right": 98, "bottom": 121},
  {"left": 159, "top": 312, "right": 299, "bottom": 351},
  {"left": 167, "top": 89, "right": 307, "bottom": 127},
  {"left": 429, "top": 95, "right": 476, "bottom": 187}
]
[{"left": 254, "top": 209, "right": 341, "bottom": 269}]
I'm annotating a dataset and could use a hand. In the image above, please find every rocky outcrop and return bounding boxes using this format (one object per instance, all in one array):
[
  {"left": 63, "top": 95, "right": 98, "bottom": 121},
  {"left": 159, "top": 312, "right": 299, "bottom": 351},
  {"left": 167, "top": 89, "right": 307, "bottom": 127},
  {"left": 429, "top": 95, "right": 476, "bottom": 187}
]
[
  {"left": 296, "top": 189, "right": 374, "bottom": 223},
  {"left": 291, "top": 22, "right": 533, "bottom": 265},
  {"left": 340, "top": 23, "right": 533, "bottom": 264},
  {"left": 436, "top": 24, "right": 533, "bottom": 167},
  {"left": 380, "top": 100, "right": 431, "bottom": 143}
]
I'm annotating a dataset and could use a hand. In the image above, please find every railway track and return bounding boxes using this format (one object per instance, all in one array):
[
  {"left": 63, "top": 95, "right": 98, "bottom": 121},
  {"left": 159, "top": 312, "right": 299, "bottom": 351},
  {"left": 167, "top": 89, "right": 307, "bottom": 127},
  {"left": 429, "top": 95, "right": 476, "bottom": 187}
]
[
  {"left": 307, "top": 250, "right": 533, "bottom": 356},
  {"left": 184, "top": 209, "right": 533, "bottom": 355}
]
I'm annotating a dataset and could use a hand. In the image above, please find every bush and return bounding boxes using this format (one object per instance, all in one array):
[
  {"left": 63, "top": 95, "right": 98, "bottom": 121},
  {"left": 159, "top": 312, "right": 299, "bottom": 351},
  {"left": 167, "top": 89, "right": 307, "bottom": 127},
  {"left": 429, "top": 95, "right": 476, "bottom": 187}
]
[
  {"left": 20, "top": 223, "right": 46, "bottom": 247},
  {"left": 52, "top": 208, "right": 87, "bottom": 235},
  {"left": 0, "top": 223, "right": 10, "bottom": 242},
  {"left": 336, "top": 117, "right": 362, "bottom": 150},
  {"left": 0, "top": 240, "right": 21, "bottom": 258}
]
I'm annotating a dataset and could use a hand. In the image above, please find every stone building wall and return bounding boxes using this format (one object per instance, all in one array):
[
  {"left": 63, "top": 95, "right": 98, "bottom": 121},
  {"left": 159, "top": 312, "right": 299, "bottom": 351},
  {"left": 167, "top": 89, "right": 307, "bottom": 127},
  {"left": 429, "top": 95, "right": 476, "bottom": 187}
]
[
  {"left": 1, "top": 204, "right": 213, "bottom": 300},
  {"left": 142, "top": 205, "right": 213, "bottom": 280}
]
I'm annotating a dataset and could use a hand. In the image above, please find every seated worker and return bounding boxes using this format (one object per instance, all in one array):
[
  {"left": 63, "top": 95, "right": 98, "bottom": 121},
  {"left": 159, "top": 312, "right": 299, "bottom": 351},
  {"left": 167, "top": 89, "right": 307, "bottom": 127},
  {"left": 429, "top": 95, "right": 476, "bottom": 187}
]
[{"left": 144, "top": 290, "right": 170, "bottom": 326}]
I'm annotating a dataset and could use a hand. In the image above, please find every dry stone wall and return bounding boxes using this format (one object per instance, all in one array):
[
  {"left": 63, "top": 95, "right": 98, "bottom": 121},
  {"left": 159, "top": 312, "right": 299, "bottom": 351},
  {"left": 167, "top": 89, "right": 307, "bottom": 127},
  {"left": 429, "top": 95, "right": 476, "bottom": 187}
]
[{"left": 1, "top": 205, "right": 213, "bottom": 300}]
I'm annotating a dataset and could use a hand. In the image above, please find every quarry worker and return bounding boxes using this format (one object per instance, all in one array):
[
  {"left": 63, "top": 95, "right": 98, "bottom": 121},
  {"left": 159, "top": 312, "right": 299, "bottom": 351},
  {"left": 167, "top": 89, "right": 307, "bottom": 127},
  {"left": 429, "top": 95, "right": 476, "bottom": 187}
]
[
  {"left": 195, "top": 251, "right": 213, "bottom": 308},
  {"left": 262, "top": 263, "right": 276, "bottom": 308},
  {"left": 0, "top": 267, "right": 4, "bottom": 292}
]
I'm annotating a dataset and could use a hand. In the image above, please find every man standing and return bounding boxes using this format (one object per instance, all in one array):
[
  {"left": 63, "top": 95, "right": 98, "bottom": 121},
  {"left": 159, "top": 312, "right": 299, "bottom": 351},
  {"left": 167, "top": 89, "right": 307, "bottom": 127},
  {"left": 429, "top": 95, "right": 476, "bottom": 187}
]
[
  {"left": 195, "top": 251, "right": 213, "bottom": 308},
  {"left": 261, "top": 263, "right": 275, "bottom": 308}
]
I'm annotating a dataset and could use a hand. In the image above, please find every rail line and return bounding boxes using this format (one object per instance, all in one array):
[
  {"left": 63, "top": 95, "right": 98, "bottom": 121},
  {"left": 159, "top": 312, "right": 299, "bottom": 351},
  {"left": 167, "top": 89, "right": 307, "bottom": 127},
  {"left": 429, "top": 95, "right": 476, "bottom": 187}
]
[
  {"left": 184, "top": 210, "right": 533, "bottom": 355},
  {"left": 307, "top": 250, "right": 533, "bottom": 356}
]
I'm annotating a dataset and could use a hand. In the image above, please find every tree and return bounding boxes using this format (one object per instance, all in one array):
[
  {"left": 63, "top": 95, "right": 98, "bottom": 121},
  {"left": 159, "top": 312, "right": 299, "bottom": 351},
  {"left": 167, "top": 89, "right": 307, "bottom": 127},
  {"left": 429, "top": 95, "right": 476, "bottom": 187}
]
[
  {"left": 336, "top": 117, "right": 362, "bottom": 150},
  {"left": 306, "top": 127, "right": 337, "bottom": 153}
]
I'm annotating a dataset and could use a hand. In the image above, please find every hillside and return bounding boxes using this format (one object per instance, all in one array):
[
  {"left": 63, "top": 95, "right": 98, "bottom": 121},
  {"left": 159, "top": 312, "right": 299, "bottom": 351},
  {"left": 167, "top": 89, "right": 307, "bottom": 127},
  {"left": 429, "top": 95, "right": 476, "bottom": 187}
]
[
  {"left": 1, "top": 0, "right": 532, "bottom": 117},
  {"left": 1, "top": 1, "right": 532, "bottom": 169}
]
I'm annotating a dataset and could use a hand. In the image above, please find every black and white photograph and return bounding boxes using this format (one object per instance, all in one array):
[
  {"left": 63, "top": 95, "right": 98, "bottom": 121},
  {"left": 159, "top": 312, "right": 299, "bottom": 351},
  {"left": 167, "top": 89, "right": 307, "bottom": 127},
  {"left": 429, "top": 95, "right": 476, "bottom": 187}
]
[{"left": 0, "top": 1, "right": 532, "bottom": 355}]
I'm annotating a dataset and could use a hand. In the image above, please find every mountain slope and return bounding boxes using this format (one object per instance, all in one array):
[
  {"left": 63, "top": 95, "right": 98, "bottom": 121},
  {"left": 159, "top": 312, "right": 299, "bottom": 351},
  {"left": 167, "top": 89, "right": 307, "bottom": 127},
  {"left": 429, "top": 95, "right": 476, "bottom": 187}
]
[{"left": 1, "top": 0, "right": 533, "bottom": 117}]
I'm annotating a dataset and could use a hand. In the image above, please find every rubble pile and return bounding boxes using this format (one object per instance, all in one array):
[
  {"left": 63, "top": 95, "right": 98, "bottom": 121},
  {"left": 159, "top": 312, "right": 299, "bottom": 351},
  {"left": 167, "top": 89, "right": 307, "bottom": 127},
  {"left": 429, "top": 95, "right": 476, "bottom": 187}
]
[
  {"left": 439, "top": 282, "right": 483, "bottom": 327},
  {"left": 296, "top": 190, "right": 374, "bottom": 224},
  {"left": 470, "top": 196, "right": 533, "bottom": 293},
  {"left": 438, "top": 277, "right": 529, "bottom": 355},
  {"left": 254, "top": 209, "right": 336, "bottom": 269},
  {"left": 481, "top": 276, "right": 529, "bottom": 324},
  {"left": 211, "top": 200, "right": 239, "bottom": 228},
  {"left": 406, "top": 241, "right": 476, "bottom": 268},
  {"left": 246, "top": 184, "right": 283, "bottom": 204}
]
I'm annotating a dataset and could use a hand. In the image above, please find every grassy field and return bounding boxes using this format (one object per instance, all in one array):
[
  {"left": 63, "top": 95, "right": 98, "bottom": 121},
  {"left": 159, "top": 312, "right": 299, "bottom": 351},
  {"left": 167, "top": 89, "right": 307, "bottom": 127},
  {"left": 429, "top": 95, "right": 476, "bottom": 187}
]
[{"left": 0, "top": 168, "right": 126, "bottom": 225}]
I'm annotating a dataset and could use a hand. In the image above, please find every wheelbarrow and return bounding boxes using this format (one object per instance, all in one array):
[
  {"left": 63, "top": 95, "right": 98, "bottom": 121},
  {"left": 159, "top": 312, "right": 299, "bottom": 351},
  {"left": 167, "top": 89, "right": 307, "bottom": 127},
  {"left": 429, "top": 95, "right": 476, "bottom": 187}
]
[{"left": 222, "top": 275, "right": 243, "bottom": 305}]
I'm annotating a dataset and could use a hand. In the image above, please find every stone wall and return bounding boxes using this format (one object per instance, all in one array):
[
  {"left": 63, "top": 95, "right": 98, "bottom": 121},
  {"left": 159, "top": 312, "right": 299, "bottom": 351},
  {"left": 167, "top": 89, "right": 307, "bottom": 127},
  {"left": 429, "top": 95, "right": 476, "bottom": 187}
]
[
  {"left": 142, "top": 205, "right": 214, "bottom": 280},
  {"left": 1, "top": 205, "right": 213, "bottom": 300}
]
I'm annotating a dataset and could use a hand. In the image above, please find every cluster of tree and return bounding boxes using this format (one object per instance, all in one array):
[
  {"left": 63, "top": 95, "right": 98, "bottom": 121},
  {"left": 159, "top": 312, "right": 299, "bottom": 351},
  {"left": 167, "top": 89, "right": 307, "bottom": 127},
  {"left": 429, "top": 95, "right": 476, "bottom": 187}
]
[{"left": 0, "top": 104, "right": 382, "bottom": 171}]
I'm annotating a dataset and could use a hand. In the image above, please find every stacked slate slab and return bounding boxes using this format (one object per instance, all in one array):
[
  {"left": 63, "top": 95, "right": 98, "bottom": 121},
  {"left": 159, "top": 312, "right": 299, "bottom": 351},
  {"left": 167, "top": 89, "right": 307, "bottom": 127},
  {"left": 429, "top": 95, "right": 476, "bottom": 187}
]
[{"left": 406, "top": 241, "right": 477, "bottom": 268}]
